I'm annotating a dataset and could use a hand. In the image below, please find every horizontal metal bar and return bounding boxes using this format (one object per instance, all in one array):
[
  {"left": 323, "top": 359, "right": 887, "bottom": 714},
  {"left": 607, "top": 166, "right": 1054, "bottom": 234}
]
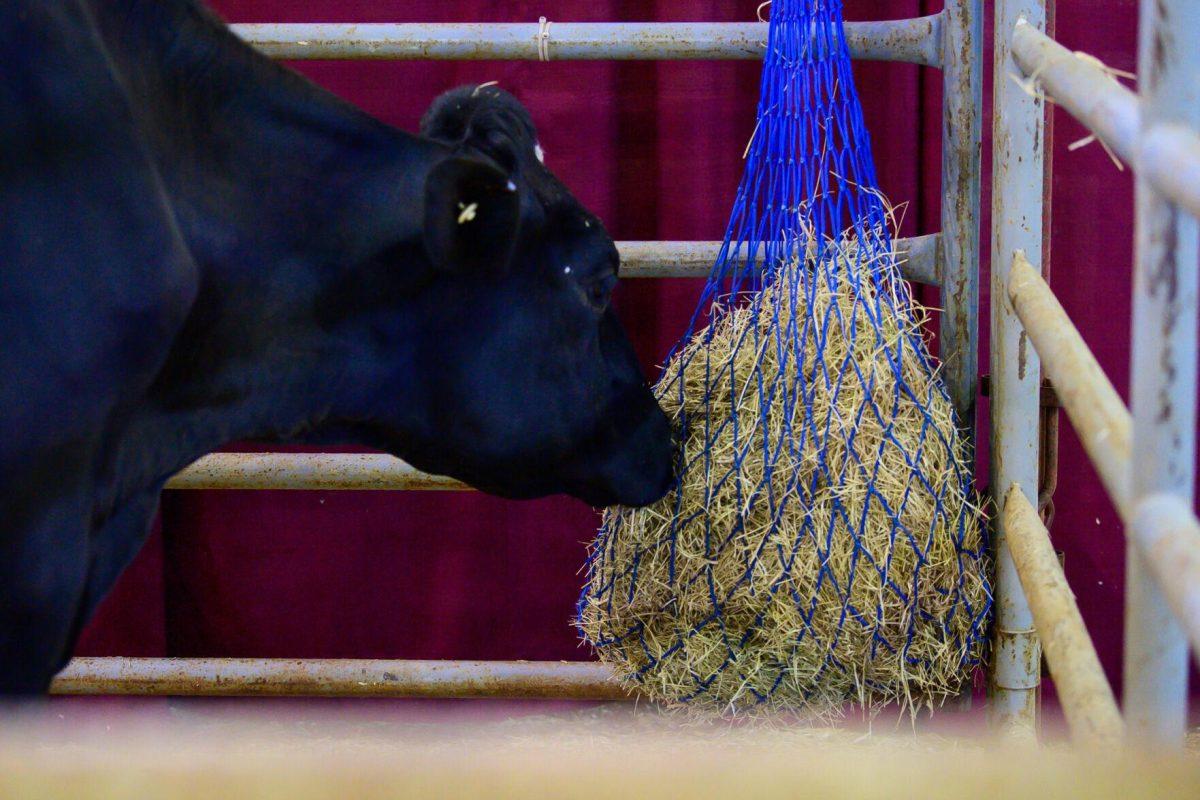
[
  {"left": 1010, "top": 19, "right": 1139, "bottom": 164},
  {"left": 52, "top": 658, "right": 633, "bottom": 699},
  {"left": 1128, "top": 495, "right": 1200, "bottom": 667},
  {"left": 232, "top": 16, "right": 944, "bottom": 67},
  {"left": 1003, "top": 486, "right": 1124, "bottom": 749},
  {"left": 165, "top": 453, "right": 460, "bottom": 490},
  {"left": 166, "top": 237, "right": 941, "bottom": 491},
  {"left": 617, "top": 235, "right": 940, "bottom": 285},
  {"left": 1007, "top": 250, "right": 1132, "bottom": 517}
]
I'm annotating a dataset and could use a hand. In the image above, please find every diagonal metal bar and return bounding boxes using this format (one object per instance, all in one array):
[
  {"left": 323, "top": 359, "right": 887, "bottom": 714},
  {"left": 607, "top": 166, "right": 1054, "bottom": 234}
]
[
  {"left": 1011, "top": 21, "right": 1200, "bottom": 221},
  {"left": 1008, "top": 251, "right": 1131, "bottom": 518},
  {"left": 1003, "top": 487, "right": 1124, "bottom": 749}
]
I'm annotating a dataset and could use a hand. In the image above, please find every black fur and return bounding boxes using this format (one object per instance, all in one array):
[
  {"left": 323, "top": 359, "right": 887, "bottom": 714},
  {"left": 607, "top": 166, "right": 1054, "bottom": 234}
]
[{"left": 0, "top": 0, "right": 672, "bottom": 693}]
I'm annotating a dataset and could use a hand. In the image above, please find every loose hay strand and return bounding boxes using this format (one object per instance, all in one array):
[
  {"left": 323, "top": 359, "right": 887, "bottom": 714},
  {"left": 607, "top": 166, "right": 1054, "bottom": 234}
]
[
  {"left": 579, "top": 227, "right": 989, "bottom": 717},
  {"left": 579, "top": 0, "right": 989, "bottom": 717}
]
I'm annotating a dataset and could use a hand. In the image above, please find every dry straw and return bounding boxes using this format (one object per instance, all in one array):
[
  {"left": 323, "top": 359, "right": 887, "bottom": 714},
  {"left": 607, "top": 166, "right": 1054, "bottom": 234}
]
[{"left": 580, "top": 222, "right": 989, "bottom": 716}]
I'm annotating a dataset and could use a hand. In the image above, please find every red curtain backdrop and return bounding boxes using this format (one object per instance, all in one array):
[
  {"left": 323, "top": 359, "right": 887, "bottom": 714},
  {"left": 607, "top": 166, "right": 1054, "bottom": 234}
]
[{"left": 76, "top": 1, "right": 1198, "bottom": 697}]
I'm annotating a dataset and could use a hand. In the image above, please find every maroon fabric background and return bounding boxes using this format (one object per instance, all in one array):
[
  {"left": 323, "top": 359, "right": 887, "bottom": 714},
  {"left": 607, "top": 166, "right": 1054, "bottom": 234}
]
[{"left": 76, "top": 1, "right": 1198, "bottom": 697}]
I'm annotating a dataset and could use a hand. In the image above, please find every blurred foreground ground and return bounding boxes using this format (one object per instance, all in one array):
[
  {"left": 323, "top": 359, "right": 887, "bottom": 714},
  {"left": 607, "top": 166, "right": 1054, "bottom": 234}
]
[{"left": 1, "top": 698, "right": 1198, "bottom": 798}]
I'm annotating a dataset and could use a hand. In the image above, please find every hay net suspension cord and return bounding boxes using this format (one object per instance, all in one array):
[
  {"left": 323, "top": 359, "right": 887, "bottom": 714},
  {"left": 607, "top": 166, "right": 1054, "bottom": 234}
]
[{"left": 578, "top": 0, "right": 990, "bottom": 710}]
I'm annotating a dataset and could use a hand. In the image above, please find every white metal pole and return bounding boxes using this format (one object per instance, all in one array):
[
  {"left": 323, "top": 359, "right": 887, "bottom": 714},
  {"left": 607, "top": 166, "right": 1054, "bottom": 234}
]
[
  {"left": 1139, "top": 124, "right": 1200, "bottom": 221},
  {"left": 229, "top": 19, "right": 944, "bottom": 66},
  {"left": 1129, "top": 494, "right": 1200, "bottom": 665},
  {"left": 989, "top": 3, "right": 1047, "bottom": 737},
  {"left": 1124, "top": 0, "right": 1199, "bottom": 749}
]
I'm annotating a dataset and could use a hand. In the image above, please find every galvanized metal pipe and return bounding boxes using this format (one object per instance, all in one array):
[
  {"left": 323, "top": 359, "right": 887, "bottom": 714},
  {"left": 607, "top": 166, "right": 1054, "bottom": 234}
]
[
  {"left": 1011, "top": 23, "right": 1200, "bottom": 224},
  {"left": 1008, "top": 252, "right": 1132, "bottom": 517},
  {"left": 51, "top": 658, "right": 632, "bottom": 700},
  {"left": 939, "top": 0, "right": 982, "bottom": 435},
  {"left": 166, "top": 453, "right": 462, "bottom": 491},
  {"left": 938, "top": 0, "right": 984, "bottom": 714},
  {"left": 617, "top": 235, "right": 940, "bottom": 285},
  {"left": 1010, "top": 20, "right": 1139, "bottom": 165},
  {"left": 989, "top": 0, "right": 1047, "bottom": 738},
  {"left": 1138, "top": 123, "right": 1200, "bottom": 221},
  {"left": 1128, "top": 495, "right": 1200, "bottom": 667},
  {"left": 1003, "top": 486, "right": 1124, "bottom": 750},
  {"left": 1124, "top": 0, "right": 1199, "bottom": 748},
  {"left": 231, "top": 17, "right": 944, "bottom": 67}
]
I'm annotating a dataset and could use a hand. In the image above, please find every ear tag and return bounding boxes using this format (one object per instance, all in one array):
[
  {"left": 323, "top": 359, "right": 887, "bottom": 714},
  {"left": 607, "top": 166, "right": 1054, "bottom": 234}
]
[{"left": 457, "top": 201, "right": 479, "bottom": 225}]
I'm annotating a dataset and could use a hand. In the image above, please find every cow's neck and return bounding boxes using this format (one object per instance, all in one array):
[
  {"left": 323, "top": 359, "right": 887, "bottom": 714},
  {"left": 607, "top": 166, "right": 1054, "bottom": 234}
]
[
  {"left": 92, "top": 0, "right": 438, "bottom": 258},
  {"left": 94, "top": 0, "right": 440, "bottom": 498}
]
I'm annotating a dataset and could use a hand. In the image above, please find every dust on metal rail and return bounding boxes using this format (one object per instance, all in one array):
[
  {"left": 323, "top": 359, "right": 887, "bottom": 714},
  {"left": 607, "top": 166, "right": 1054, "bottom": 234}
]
[
  {"left": 1003, "top": 486, "right": 1124, "bottom": 749},
  {"left": 615, "top": 236, "right": 939, "bottom": 283},
  {"left": 232, "top": 16, "right": 943, "bottom": 68},
  {"left": 52, "top": 657, "right": 633, "bottom": 700},
  {"left": 1007, "top": 251, "right": 1131, "bottom": 517}
]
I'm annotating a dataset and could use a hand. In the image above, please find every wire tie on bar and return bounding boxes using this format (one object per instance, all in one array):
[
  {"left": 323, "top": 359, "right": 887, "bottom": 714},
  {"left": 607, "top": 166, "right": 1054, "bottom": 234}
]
[{"left": 536, "top": 16, "right": 553, "bottom": 62}]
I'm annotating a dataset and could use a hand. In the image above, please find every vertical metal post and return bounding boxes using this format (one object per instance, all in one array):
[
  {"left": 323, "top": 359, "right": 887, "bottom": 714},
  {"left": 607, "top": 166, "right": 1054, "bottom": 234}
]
[
  {"left": 941, "top": 0, "right": 983, "bottom": 713},
  {"left": 1124, "top": 0, "right": 1199, "bottom": 749},
  {"left": 988, "top": 5, "right": 1047, "bottom": 737},
  {"left": 940, "top": 0, "right": 982, "bottom": 438}
]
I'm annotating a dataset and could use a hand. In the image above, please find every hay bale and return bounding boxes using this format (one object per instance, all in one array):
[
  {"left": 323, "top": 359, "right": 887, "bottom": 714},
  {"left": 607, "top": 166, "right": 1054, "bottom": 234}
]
[{"left": 579, "top": 237, "right": 990, "bottom": 714}]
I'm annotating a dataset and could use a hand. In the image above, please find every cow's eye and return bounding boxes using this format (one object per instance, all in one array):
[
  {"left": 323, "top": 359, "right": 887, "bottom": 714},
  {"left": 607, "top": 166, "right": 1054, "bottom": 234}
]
[{"left": 588, "top": 274, "right": 616, "bottom": 310}]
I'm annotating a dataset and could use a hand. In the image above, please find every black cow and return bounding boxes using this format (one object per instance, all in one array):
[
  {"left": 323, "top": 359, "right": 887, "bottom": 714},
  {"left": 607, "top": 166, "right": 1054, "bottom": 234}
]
[{"left": 0, "top": 0, "right": 673, "bottom": 694}]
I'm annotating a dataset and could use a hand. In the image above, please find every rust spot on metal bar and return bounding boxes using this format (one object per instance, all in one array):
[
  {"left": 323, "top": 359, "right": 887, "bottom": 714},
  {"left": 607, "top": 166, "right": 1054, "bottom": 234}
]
[
  {"left": 1151, "top": 211, "right": 1180, "bottom": 303},
  {"left": 1018, "top": 331, "right": 1028, "bottom": 380},
  {"left": 1153, "top": 210, "right": 1182, "bottom": 424},
  {"left": 1038, "top": 403, "right": 1060, "bottom": 528},
  {"left": 1151, "top": 0, "right": 1171, "bottom": 80}
]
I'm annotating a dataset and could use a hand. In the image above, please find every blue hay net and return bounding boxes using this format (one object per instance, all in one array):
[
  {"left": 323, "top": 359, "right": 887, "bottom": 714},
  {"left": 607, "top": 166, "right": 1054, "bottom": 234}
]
[{"left": 578, "top": 0, "right": 991, "bottom": 708}]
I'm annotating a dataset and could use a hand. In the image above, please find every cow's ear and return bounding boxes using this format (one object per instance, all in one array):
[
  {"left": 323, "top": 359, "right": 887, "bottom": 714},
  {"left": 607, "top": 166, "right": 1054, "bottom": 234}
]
[
  {"left": 422, "top": 156, "right": 519, "bottom": 275},
  {"left": 421, "top": 85, "right": 535, "bottom": 174}
]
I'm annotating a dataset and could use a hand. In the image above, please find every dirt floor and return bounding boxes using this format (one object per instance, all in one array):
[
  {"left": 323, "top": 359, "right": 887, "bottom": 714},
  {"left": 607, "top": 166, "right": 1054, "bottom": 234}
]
[{"left": 1, "top": 697, "right": 1197, "bottom": 799}]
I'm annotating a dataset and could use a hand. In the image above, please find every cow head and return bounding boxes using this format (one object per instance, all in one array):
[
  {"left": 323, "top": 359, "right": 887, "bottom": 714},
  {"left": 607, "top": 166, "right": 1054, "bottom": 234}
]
[{"left": 365, "top": 85, "right": 673, "bottom": 507}]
